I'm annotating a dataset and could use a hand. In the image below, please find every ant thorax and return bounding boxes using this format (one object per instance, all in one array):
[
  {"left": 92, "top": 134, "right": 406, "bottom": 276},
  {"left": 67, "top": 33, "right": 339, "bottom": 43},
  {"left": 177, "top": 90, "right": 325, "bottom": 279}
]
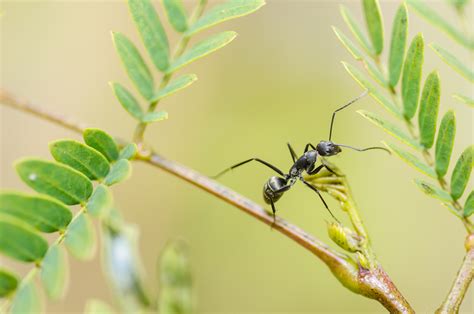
[{"left": 289, "top": 150, "right": 318, "bottom": 177}]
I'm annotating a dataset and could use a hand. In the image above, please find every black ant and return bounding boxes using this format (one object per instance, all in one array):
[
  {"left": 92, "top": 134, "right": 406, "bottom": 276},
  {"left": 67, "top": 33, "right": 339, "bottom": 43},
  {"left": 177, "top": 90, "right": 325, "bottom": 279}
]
[{"left": 213, "top": 90, "right": 389, "bottom": 223}]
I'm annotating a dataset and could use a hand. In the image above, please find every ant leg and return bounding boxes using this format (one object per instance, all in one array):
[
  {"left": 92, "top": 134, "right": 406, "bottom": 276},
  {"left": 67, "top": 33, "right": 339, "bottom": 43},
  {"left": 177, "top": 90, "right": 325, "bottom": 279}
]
[
  {"left": 307, "top": 164, "right": 324, "bottom": 175},
  {"left": 301, "top": 180, "right": 340, "bottom": 223},
  {"left": 328, "top": 90, "right": 368, "bottom": 141},
  {"left": 270, "top": 199, "right": 277, "bottom": 229},
  {"left": 304, "top": 143, "right": 317, "bottom": 153},
  {"left": 212, "top": 158, "right": 284, "bottom": 179},
  {"left": 287, "top": 143, "right": 298, "bottom": 163}
]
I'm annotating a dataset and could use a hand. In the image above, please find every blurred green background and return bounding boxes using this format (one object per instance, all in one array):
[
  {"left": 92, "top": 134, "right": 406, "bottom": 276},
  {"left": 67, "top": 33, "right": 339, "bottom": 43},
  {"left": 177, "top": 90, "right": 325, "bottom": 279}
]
[{"left": 1, "top": 0, "right": 473, "bottom": 313}]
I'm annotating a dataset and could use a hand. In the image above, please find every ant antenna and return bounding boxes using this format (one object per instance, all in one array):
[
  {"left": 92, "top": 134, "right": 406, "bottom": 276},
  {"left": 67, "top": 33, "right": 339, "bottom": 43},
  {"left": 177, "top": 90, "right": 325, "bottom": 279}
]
[
  {"left": 328, "top": 90, "right": 369, "bottom": 141},
  {"left": 335, "top": 143, "right": 391, "bottom": 154}
]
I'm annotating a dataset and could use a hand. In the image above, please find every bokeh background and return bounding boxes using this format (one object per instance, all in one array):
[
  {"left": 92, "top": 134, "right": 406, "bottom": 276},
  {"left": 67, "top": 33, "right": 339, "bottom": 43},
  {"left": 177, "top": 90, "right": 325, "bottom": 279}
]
[{"left": 1, "top": 0, "right": 473, "bottom": 313}]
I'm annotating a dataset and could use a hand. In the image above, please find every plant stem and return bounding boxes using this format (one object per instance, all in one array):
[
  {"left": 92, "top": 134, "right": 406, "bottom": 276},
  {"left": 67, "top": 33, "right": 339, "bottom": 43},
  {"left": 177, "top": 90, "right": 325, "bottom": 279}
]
[
  {"left": 132, "top": 0, "right": 208, "bottom": 144},
  {"left": 436, "top": 245, "right": 474, "bottom": 313},
  {"left": 0, "top": 90, "right": 414, "bottom": 312}
]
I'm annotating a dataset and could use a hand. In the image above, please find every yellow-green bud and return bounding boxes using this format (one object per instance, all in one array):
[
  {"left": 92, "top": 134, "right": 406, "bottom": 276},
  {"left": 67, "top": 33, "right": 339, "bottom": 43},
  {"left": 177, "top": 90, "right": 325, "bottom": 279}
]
[
  {"left": 356, "top": 252, "right": 370, "bottom": 269},
  {"left": 327, "top": 222, "right": 361, "bottom": 253}
]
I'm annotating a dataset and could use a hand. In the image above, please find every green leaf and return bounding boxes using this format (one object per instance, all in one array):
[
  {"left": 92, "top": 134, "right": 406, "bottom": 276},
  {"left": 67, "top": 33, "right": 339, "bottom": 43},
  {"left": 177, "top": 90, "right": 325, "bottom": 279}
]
[
  {"left": 430, "top": 43, "right": 474, "bottom": 82},
  {"left": 418, "top": 71, "right": 440, "bottom": 149},
  {"left": 332, "top": 26, "right": 363, "bottom": 60},
  {"left": 10, "top": 277, "right": 42, "bottom": 314},
  {"left": 64, "top": 212, "right": 96, "bottom": 260},
  {"left": 151, "top": 74, "right": 197, "bottom": 102},
  {"left": 435, "top": 110, "right": 456, "bottom": 178},
  {"left": 363, "top": 59, "right": 387, "bottom": 87},
  {"left": 119, "top": 143, "right": 138, "bottom": 160},
  {"left": 85, "top": 299, "right": 116, "bottom": 314},
  {"left": 40, "top": 245, "right": 68, "bottom": 300},
  {"left": 83, "top": 128, "right": 119, "bottom": 162},
  {"left": 167, "top": 31, "right": 237, "bottom": 74},
  {"left": 401, "top": 33, "right": 424, "bottom": 119},
  {"left": 388, "top": 3, "right": 408, "bottom": 87},
  {"left": 451, "top": 145, "right": 474, "bottom": 200},
  {"left": 362, "top": 0, "right": 384, "bottom": 55},
  {"left": 342, "top": 62, "right": 402, "bottom": 118},
  {"left": 340, "top": 5, "right": 374, "bottom": 55},
  {"left": 187, "top": 0, "right": 265, "bottom": 36},
  {"left": 0, "top": 192, "right": 72, "bottom": 233},
  {"left": 384, "top": 142, "right": 436, "bottom": 178},
  {"left": 16, "top": 159, "right": 93, "bottom": 205},
  {"left": 104, "top": 159, "right": 132, "bottom": 186},
  {"left": 453, "top": 94, "right": 474, "bottom": 107},
  {"left": 406, "top": 0, "right": 473, "bottom": 50},
  {"left": 110, "top": 82, "right": 144, "bottom": 120},
  {"left": 50, "top": 140, "right": 110, "bottom": 180},
  {"left": 162, "top": 0, "right": 188, "bottom": 33},
  {"left": 112, "top": 32, "right": 154, "bottom": 100},
  {"left": 142, "top": 111, "right": 169, "bottom": 123},
  {"left": 0, "top": 269, "right": 18, "bottom": 297},
  {"left": 358, "top": 110, "right": 423, "bottom": 150},
  {"left": 128, "top": 0, "right": 169, "bottom": 71},
  {"left": 0, "top": 214, "right": 48, "bottom": 262},
  {"left": 414, "top": 179, "right": 453, "bottom": 203},
  {"left": 464, "top": 191, "right": 474, "bottom": 217},
  {"left": 86, "top": 185, "right": 113, "bottom": 218}
]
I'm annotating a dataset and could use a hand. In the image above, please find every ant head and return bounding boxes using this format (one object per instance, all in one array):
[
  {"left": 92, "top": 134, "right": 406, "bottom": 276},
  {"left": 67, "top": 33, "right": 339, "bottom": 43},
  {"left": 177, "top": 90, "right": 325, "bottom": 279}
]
[{"left": 316, "top": 141, "right": 341, "bottom": 157}]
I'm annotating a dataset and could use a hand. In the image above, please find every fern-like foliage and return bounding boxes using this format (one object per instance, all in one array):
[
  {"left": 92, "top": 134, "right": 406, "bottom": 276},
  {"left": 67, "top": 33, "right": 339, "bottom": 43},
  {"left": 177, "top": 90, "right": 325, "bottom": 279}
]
[
  {"left": 109, "top": 0, "right": 265, "bottom": 141},
  {"left": 406, "top": 0, "right": 474, "bottom": 108},
  {"left": 0, "top": 129, "right": 135, "bottom": 313},
  {"left": 334, "top": 0, "right": 473, "bottom": 231}
]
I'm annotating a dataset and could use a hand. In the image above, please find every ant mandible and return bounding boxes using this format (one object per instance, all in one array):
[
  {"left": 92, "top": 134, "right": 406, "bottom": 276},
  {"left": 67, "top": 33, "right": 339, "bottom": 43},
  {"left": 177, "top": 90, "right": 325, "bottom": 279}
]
[{"left": 212, "top": 90, "right": 389, "bottom": 223}]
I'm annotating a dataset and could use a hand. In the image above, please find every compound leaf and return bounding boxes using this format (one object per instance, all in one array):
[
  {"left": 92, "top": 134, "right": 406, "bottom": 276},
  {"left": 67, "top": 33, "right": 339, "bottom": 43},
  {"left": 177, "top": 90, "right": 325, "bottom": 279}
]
[
  {"left": 363, "top": 59, "right": 387, "bottom": 87},
  {"left": 340, "top": 5, "right": 374, "bottom": 55},
  {"left": 142, "top": 111, "right": 168, "bottom": 123},
  {"left": 464, "top": 191, "right": 474, "bottom": 217},
  {"left": 342, "top": 62, "right": 402, "bottom": 118},
  {"left": 0, "top": 269, "right": 18, "bottom": 297},
  {"left": 50, "top": 140, "right": 110, "bottom": 180},
  {"left": 112, "top": 32, "right": 154, "bottom": 100},
  {"left": 10, "top": 277, "right": 42, "bottom": 314},
  {"left": 128, "top": 0, "right": 170, "bottom": 71},
  {"left": 162, "top": 0, "right": 188, "bottom": 33},
  {"left": 418, "top": 71, "right": 440, "bottom": 149},
  {"left": 0, "top": 214, "right": 48, "bottom": 262},
  {"left": 435, "top": 110, "right": 456, "bottom": 177},
  {"left": 104, "top": 159, "right": 132, "bottom": 186},
  {"left": 384, "top": 142, "right": 436, "bottom": 178},
  {"left": 451, "top": 145, "right": 474, "bottom": 200},
  {"left": 358, "top": 110, "right": 423, "bottom": 150},
  {"left": 388, "top": 3, "right": 408, "bottom": 87},
  {"left": 16, "top": 159, "right": 92, "bottom": 205},
  {"left": 40, "top": 244, "right": 69, "bottom": 300},
  {"left": 415, "top": 178, "right": 453, "bottom": 203},
  {"left": 167, "top": 31, "right": 237, "bottom": 74},
  {"left": 152, "top": 74, "right": 197, "bottom": 102},
  {"left": 0, "top": 192, "right": 72, "bottom": 233},
  {"left": 64, "top": 212, "right": 96, "bottom": 261},
  {"left": 187, "top": 0, "right": 265, "bottom": 36},
  {"left": 401, "top": 33, "right": 424, "bottom": 119},
  {"left": 110, "top": 82, "right": 144, "bottom": 120},
  {"left": 362, "top": 0, "right": 384, "bottom": 55},
  {"left": 430, "top": 43, "right": 474, "bottom": 82},
  {"left": 86, "top": 185, "right": 113, "bottom": 218},
  {"left": 119, "top": 143, "right": 137, "bottom": 160},
  {"left": 333, "top": 26, "right": 363, "bottom": 60},
  {"left": 83, "top": 128, "right": 119, "bottom": 162},
  {"left": 406, "top": 0, "right": 473, "bottom": 50}
]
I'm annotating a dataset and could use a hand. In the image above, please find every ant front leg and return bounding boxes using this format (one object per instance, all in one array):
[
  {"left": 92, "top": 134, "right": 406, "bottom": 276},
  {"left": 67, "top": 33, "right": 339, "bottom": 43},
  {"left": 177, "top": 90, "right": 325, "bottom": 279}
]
[
  {"left": 304, "top": 143, "right": 316, "bottom": 153},
  {"left": 287, "top": 143, "right": 298, "bottom": 163}
]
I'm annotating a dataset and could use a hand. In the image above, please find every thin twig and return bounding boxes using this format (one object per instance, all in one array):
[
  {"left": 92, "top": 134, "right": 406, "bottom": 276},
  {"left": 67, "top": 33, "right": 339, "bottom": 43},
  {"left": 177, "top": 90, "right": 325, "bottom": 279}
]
[
  {"left": 0, "top": 90, "right": 414, "bottom": 312},
  {"left": 436, "top": 246, "right": 474, "bottom": 313}
]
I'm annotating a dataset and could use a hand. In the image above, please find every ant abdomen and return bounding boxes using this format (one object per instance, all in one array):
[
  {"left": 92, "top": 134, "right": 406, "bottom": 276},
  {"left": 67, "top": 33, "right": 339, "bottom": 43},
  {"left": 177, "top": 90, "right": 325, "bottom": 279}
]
[{"left": 263, "top": 176, "right": 287, "bottom": 204}]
